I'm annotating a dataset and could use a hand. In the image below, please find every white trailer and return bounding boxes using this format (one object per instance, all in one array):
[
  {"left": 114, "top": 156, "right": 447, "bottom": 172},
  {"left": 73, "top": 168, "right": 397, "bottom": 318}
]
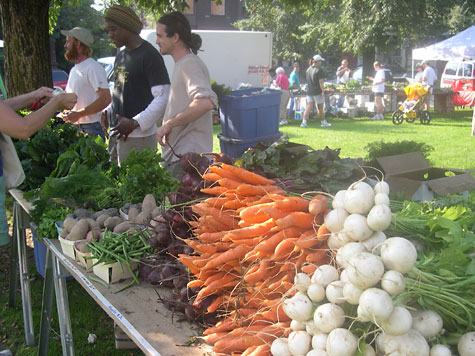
[{"left": 140, "top": 29, "right": 273, "bottom": 90}]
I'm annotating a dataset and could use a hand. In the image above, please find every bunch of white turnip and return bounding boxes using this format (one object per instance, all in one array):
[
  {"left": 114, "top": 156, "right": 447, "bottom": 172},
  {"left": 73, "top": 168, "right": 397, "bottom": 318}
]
[{"left": 271, "top": 180, "right": 475, "bottom": 356}]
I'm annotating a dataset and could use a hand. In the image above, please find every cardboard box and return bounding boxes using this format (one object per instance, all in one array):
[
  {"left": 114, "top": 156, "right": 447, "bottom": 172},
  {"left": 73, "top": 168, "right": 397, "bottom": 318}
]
[
  {"left": 376, "top": 152, "right": 475, "bottom": 201},
  {"left": 114, "top": 323, "right": 137, "bottom": 349},
  {"left": 59, "top": 236, "right": 77, "bottom": 260},
  {"left": 92, "top": 259, "right": 137, "bottom": 284},
  {"left": 76, "top": 249, "right": 93, "bottom": 271}
]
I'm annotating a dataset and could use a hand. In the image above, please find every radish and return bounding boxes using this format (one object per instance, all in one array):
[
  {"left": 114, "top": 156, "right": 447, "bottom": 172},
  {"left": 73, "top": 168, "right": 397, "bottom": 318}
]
[
  {"left": 307, "top": 349, "right": 329, "bottom": 356},
  {"left": 357, "top": 304, "right": 372, "bottom": 322},
  {"left": 383, "top": 329, "right": 430, "bottom": 356},
  {"left": 458, "top": 332, "right": 475, "bottom": 356},
  {"left": 379, "top": 306, "right": 413, "bottom": 336},
  {"left": 342, "top": 282, "right": 363, "bottom": 305},
  {"left": 358, "top": 288, "right": 394, "bottom": 321},
  {"left": 327, "top": 233, "right": 343, "bottom": 251},
  {"left": 411, "top": 309, "right": 443, "bottom": 338},
  {"left": 344, "top": 181, "right": 374, "bottom": 215},
  {"left": 336, "top": 242, "right": 367, "bottom": 268},
  {"left": 325, "top": 280, "right": 345, "bottom": 305},
  {"left": 290, "top": 319, "right": 306, "bottom": 331},
  {"left": 380, "top": 237, "right": 417, "bottom": 274},
  {"left": 332, "top": 190, "right": 346, "bottom": 209},
  {"left": 335, "top": 231, "right": 352, "bottom": 246},
  {"left": 306, "top": 320, "right": 319, "bottom": 336},
  {"left": 374, "top": 192, "right": 390, "bottom": 206},
  {"left": 294, "top": 272, "right": 311, "bottom": 293},
  {"left": 430, "top": 344, "right": 453, "bottom": 356},
  {"left": 381, "top": 270, "right": 406, "bottom": 296},
  {"left": 311, "top": 265, "right": 339, "bottom": 287},
  {"left": 346, "top": 251, "right": 384, "bottom": 289},
  {"left": 374, "top": 180, "right": 390, "bottom": 195},
  {"left": 343, "top": 214, "right": 374, "bottom": 242},
  {"left": 270, "top": 337, "right": 291, "bottom": 356},
  {"left": 313, "top": 303, "right": 346, "bottom": 333},
  {"left": 312, "top": 332, "right": 328, "bottom": 350},
  {"left": 324, "top": 208, "right": 349, "bottom": 233},
  {"left": 339, "top": 269, "right": 349, "bottom": 283},
  {"left": 307, "top": 282, "right": 326, "bottom": 303},
  {"left": 283, "top": 292, "right": 314, "bottom": 322},
  {"left": 288, "top": 330, "right": 312, "bottom": 356},
  {"left": 361, "top": 231, "right": 386, "bottom": 255},
  {"left": 326, "top": 328, "right": 358, "bottom": 356},
  {"left": 366, "top": 204, "right": 392, "bottom": 231}
]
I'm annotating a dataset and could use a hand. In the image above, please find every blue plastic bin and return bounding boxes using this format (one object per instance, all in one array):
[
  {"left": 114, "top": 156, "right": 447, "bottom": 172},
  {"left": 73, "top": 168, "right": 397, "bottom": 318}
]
[
  {"left": 32, "top": 230, "right": 47, "bottom": 278},
  {"left": 220, "top": 88, "right": 281, "bottom": 140},
  {"left": 218, "top": 132, "right": 282, "bottom": 159}
]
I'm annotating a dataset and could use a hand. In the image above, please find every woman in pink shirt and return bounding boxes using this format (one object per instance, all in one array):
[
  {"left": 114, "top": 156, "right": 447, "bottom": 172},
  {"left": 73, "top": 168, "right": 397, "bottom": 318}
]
[{"left": 275, "top": 67, "right": 291, "bottom": 125}]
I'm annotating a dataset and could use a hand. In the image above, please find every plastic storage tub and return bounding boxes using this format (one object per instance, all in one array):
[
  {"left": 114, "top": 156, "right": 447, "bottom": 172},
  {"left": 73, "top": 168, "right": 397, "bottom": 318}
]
[
  {"left": 218, "top": 132, "right": 282, "bottom": 159},
  {"left": 220, "top": 87, "right": 281, "bottom": 140},
  {"left": 33, "top": 230, "right": 47, "bottom": 278}
]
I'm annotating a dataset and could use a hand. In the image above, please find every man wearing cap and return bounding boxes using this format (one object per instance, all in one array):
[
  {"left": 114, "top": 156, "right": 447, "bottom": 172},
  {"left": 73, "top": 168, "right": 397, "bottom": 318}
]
[
  {"left": 60, "top": 27, "right": 111, "bottom": 140},
  {"left": 103, "top": 5, "right": 170, "bottom": 164},
  {"left": 301, "top": 55, "right": 331, "bottom": 128},
  {"left": 421, "top": 60, "right": 437, "bottom": 111}
]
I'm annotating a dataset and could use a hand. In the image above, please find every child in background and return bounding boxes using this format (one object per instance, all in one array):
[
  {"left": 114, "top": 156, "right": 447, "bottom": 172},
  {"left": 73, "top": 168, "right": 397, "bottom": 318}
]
[{"left": 403, "top": 93, "right": 420, "bottom": 113}]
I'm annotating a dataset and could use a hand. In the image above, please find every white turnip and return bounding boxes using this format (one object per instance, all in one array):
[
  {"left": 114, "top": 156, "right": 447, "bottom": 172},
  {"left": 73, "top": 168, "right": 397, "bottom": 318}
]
[
  {"left": 312, "top": 332, "right": 328, "bottom": 350},
  {"left": 374, "top": 180, "right": 390, "bottom": 195},
  {"left": 271, "top": 337, "right": 291, "bottom": 356},
  {"left": 383, "top": 329, "right": 430, "bottom": 356},
  {"left": 336, "top": 242, "right": 367, "bottom": 268},
  {"left": 332, "top": 190, "right": 346, "bottom": 209},
  {"left": 288, "top": 330, "right": 312, "bottom": 356},
  {"left": 343, "top": 214, "right": 374, "bottom": 242},
  {"left": 346, "top": 251, "right": 385, "bottom": 289},
  {"left": 366, "top": 204, "right": 392, "bottom": 232},
  {"left": 313, "top": 303, "right": 345, "bottom": 333},
  {"left": 324, "top": 208, "right": 349, "bottom": 233},
  {"left": 339, "top": 269, "right": 349, "bottom": 283},
  {"left": 458, "top": 332, "right": 475, "bottom": 356},
  {"left": 294, "top": 272, "right": 311, "bottom": 293},
  {"left": 344, "top": 181, "right": 374, "bottom": 215},
  {"left": 307, "top": 282, "right": 326, "bottom": 303},
  {"left": 290, "top": 319, "right": 306, "bottom": 331},
  {"left": 327, "top": 233, "right": 343, "bottom": 251},
  {"left": 311, "top": 265, "right": 339, "bottom": 287},
  {"left": 374, "top": 192, "right": 390, "bottom": 206},
  {"left": 306, "top": 320, "right": 320, "bottom": 336},
  {"left": 411, "top": 309, "right": 443, "bottom": 338},
  {"left": 358, "top": 288, "right": 394, "bottom": 321},
  {"left": 379, "top": 306, "right": 413, "bottom": 336},
  {"left": 430, "top": 344, "right": 453, "bottom": 356},
  {"left": 361, "top": 231, "right": 386, "bottom": 255},
  {"left": 381, "top": 270, "right": 406, "bottom": 296},
  {"left": 326, "top": 328, "right": 358, "bottom": 356},
  {"left": 307, "top": 349, "right": 329, "bottom": 356},
  {"left": 283, "top": 292, "right": 314, "bottom": 322},
  {"left": 342, "top": 282, "right": 363, "bottom": 305},
  {"left": 325, "top": 280, "right": 345, "bottom": 305},
  {"left": 380, "top": 237, "right": 417, "bottom": 274}
]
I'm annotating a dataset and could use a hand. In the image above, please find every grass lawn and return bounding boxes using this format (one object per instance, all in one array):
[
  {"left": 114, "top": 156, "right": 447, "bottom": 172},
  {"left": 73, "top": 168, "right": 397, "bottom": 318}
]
[{"left": 213, "top": 108, "right": 474, "bottom": 169}]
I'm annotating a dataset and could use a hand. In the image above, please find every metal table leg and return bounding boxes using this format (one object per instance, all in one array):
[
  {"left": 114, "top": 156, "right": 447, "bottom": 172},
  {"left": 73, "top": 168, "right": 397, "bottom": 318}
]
[
  {"left": 38, "top": 249, "right": 55, "bottom": 356},
  {"left": 8, "top": 212, "right": 18, "bottom": 307},
  {"left": 52, "top": 254, "right": 75, "bottom": 356},
  {"left": 14, "top": 201, "right": 34, "bottom": 346}
]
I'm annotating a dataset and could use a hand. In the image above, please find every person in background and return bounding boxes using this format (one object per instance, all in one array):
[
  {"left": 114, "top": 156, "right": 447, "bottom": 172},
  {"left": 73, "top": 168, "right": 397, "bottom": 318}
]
[
  {"left": 274, "top": 67, "right": 290, "bottom": 126},
  {"left": 368, "top": 61, "right": 385, "bottom": 120},
  {"left": 268, "top": 67, "right": 276, "bottom": 85},
  {"left": 286, "top": 63, "right": 301, "bottom": 121},
  {"left": 155, "top": 12, "right": 217, "bottom": 180},
  {"left": 0, "top": 88, "right": 77, "bottom": 246},
  {"left": 60, "top": 27, "right": 111, "bottom": 141},
  {"left": 103, "top": 5, "right": 170, "bottom": 164},
  {"left": 301, "top": 55, "right": 331, "bottom": 128},
  {"left": 336, "top": 59, "right": 352, "bottom": 108},
  {"left": 421, "top": 60, "right": 437, "bottom": 111},
  {"left": 414, "top": 63, "right": 424, "bottom": 83}
]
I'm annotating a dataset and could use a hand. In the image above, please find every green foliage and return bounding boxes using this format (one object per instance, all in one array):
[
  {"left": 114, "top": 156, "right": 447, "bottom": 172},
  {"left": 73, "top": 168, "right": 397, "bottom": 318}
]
[
  {"left": 211, "top": 80, "right": 232, "bottom": 98},
  {"left": 36, "top": 205, "right": 72, "bottom": 239},
  {"left": 364, "top": 140, "right": 434, "bottom": 167}
]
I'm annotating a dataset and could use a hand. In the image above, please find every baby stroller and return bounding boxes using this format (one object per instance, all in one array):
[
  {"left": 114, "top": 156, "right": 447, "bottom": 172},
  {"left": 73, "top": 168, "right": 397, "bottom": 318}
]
[{"left": 392, "top": 82, "right": 431, "bottom": 125}]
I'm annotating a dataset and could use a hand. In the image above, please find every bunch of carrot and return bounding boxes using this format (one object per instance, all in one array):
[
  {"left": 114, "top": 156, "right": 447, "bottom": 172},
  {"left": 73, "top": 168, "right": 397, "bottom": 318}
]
[{"left": 177, "top": 163, "right": 331, "bottom": 356}]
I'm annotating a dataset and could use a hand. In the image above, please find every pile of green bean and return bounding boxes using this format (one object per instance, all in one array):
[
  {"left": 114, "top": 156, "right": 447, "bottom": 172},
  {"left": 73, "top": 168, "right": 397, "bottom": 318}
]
[{"left": 86, "top": 229, "right": 152, "bottom": 292}]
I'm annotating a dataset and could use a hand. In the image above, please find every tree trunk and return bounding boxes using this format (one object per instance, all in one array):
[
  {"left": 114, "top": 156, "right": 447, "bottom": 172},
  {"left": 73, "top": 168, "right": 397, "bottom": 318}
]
[
  {"left": 0, "top": 0, "right": 52, "bottom": 97},
  {"left": 362, "top": 49, "right": 375, "bottom": 81}
]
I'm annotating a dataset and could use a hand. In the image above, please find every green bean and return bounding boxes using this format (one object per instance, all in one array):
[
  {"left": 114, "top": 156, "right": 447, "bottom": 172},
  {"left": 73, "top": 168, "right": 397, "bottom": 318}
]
[
  {"left": 89, "top": 275, "right": 109, "bottom": 289},
  {"left": 114, "top": 278, "right": 136, "bottom": 294}
]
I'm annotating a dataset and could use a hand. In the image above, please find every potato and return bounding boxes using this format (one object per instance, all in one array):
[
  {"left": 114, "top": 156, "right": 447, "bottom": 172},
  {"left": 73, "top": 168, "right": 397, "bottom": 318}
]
[
  {"left": 151, "top": 206, "right": 162, "bottom": 219},
  {"left": 74, "top": 240, "right": 90, "bottom": 253},
  {"left": 85, "top": 218, "right": 100, "bottom": 231},
  {"left": 74, "top": 208, "right": 92, "bottom": 219},
  {"left": 59, "top": 228, "right": 69, "bottom": 239},
  {"left": 134, "top": 211, "right": 152, "bottom": 225},
  {"left": 86, "top": 229, "right": 101, "bottom": 243},
  {"left": 63, "top": 217, "right": 77, "bottom": 233},
  {"left": 67, "top": 219, "right": 90, "bottom": 241},
  {"left": 96, "top": 214, "right": 109, "bottom": 228},
  {"left": 142, "top": 194, "right": 157, "bottom": 213},
  {"left": 113, "top": 221, "right": 133, "bottom": 234},
  {"left": 104, "top": 216, "right": 123, "bottom": 230},
  {"left": 128, "top": 207, "right": 140, "bottom": 221}
]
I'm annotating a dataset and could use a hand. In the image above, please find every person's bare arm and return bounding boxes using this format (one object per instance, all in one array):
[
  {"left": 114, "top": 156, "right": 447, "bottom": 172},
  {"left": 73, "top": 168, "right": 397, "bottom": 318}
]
[
  {"left": 62, "top": 88, "right": 111, "bottom": 123},
  {"left": 3, "top": 87, "right": 54, "bottom": 111}
]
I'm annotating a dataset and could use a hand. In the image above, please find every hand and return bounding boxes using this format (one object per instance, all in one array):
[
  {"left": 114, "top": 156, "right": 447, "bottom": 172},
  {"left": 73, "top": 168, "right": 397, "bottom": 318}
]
[
  {"left": 61, "top": 110, "right": 83, "bottom": 124},
  {"left": 156, "top": 123, "right": 171, "bottom": 147},
  {"left": 56, "top": 93, "right": 77, "bottom": 110},
  {"left": 101, "top": 111, "right": 109, "bottom": 139},
  {"left": 109, "top": 115, "right": 136, "bottom": 141},
  {"left": 32, "top": 86, "right": 54, "bottom": 102}
]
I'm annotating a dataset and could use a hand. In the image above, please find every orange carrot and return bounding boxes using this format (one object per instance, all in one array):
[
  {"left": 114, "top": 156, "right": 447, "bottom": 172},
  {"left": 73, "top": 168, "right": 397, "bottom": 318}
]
[
  {"left": 274, "top": 196, "right": 310, "bottom": 212},
  {"left": 272, "top": 238, "right": 298, "bottom": 260},
  {"left": 275, "top": 212, "right": 316, "bottom": 229},
  {"left": 202, "top": 244, "right": 249, "bottom": 270},
  {"left": 308, "top": 194, "right": 329, "bottom": 215},
  {"left": 295, "top": 230, "right": 319, "bottom": 249},
  {"left": 236, "top": 184, "right": 281, "bottom": 196},
  {"left": 202, "top": 172, "right": 223, "bottom": 182},
  {"left": 224, "top": 218, "right": 276, "bottom": 241},
  {"left": 305, "top": 249, "right": 329, "bottom": 264},
  {"left": 223, "top": 199, "right": 246, "bottom": 209},
  {"left": 205, "top": 196, "right": 230, "bottom": 208},
  {"left": 202, "top": 331, "right": 227, "bottom": 344},
  {"left": 187, "top": 279, "right": 204, "bottom": 288},
  {"left": 246, "top": 344, "right": 270, "bottom": 356},
  {"left": 317, "top": 224, "right": 331, "bottom": 240},
  {"left": 218, "top": 177, "right": 242, "bottom": 190},
  {"left": 201, "top": 186, "right": 229, "bottom": 196},
  {"left": 209, "top": 164, "right": 241, "bottom": 180},
  {"left": 207, "top": 294, "right": 225, "bottom": 313},
  {"left": 198, "top": 231, "right": 227, "bottom": 243},
  {"left": 218, "top": 163, "right": 275, "bottom": 185},
  {"left": 301, "top": 263, "right": 317, "bottom": 274},
  {"left": 241, "top": 346, "right": 258, "bottom": 356}
]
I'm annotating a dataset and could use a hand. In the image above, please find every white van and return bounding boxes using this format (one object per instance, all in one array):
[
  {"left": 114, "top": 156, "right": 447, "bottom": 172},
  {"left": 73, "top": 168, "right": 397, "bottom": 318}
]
[{"left": 440, "top": 58, "right": 475, "bottom": 88}]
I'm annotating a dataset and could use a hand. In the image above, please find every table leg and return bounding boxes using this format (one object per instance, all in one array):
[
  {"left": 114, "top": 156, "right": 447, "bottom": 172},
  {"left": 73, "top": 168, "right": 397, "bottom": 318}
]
[
  {"left": 52, "top": 254, "right": 75, "bottom": 356},
  {"left": 8, "top": 212, "right": 18, "bottom": 307},
  {"left": 38, "top": 248, "right": 55, "bottom": 355},
  {"left": 14, "top": 202, "right": 35, "bottom": 346}
]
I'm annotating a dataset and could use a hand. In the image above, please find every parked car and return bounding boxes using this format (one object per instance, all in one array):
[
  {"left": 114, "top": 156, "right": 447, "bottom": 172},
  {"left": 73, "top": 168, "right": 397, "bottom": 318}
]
[
  {"left": 97, "top": 56, "right": 115, "bottom": 91},
  {"left": 52, "top": 69, "right": 68, "bottom": 90},
  {"left": 440, "top": 59, "right": 475, "bottom": 88}
]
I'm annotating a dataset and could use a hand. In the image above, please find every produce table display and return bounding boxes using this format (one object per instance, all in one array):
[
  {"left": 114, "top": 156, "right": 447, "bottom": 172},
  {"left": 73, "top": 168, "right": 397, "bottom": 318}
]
[{"left": 7, "top": 121, "right": 475, "bottom": 356}]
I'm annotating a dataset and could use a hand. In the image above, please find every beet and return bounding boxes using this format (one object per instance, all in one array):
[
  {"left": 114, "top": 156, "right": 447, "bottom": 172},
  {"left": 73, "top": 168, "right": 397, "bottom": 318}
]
[
  {"left": 173, "top": 276, "right": 188, "bottom": 290},
  {"left": 147, "top": 269, "right": 162, "bottom": 285},
  {"left": 155, "top": 229, "right": 172, "bottom": 246},
  {"left": 167, "top": 243, "right": 184, "bottom": 257},
  {"left": 138, "top": 264, "right": 153, "bottom": 281},
  {"left": 201, "top": 152, "right": 233, "bottom": 165},
  {"left": 184, "top": 304, "right": 198, "bottom": 322},
  {"left": 162, "top": 209, "right": 176, "bottom": 222},
  {"left": 148, "top": 236, "right": 160, "bottom": 249},
  {"left": 154, "top": 222, "right": 169, "bottom": 233}
]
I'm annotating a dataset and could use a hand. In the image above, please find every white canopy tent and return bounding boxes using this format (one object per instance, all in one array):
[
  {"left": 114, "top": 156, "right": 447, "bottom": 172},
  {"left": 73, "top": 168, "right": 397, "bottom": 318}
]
[{"left": 411, "top": 25, "right": 475, "bottom": 76}]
